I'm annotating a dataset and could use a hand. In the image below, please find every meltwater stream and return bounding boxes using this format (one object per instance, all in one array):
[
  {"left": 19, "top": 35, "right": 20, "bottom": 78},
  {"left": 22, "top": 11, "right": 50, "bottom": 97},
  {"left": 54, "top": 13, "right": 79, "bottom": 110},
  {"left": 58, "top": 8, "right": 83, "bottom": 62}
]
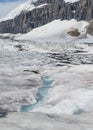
[{"left": 20, "top": 76, "right": 53, "bottom": 112}]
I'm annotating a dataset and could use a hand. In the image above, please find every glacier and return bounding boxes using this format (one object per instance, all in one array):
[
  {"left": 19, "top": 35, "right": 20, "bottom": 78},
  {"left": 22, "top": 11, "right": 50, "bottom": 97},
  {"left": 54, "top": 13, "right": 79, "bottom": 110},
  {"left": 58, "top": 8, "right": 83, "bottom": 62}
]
[
  {"left": 0, "top": 2, "right": 93, "bottom": 128},
  {"left": 0, "top": 34, "right": 93, "bottom": 129}
]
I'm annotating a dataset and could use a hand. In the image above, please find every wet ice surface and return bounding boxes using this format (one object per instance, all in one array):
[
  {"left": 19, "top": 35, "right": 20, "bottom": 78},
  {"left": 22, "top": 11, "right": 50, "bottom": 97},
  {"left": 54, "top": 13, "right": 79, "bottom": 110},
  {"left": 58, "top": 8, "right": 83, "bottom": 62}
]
[
  {"left": 0, "top": 38, "right": 93, "bottom": 129},
  {"left": 20, "top": 76, "right": 53, "bottom": 112}
]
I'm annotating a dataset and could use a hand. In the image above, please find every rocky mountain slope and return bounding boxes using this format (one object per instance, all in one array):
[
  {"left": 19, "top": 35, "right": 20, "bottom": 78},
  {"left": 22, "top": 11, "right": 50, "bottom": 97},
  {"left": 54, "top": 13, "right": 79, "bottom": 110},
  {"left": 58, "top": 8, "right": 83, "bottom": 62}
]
[{"left": 0, "top": 0, "right": 93, "bottom": 34}]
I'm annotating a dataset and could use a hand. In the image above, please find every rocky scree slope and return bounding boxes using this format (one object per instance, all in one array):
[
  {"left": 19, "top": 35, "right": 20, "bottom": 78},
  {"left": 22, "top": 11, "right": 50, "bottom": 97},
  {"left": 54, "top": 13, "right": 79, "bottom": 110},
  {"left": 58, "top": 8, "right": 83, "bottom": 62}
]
[{"left": 0, "top": 0, "right": 93, "bottom": 34}]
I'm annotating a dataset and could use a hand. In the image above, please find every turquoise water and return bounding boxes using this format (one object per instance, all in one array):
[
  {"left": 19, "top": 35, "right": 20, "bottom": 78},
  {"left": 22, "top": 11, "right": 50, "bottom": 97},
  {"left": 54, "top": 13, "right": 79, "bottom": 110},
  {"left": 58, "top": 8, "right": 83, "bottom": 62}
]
[{"left": 20, "top": 76, "right": 53, "bottom": 112}]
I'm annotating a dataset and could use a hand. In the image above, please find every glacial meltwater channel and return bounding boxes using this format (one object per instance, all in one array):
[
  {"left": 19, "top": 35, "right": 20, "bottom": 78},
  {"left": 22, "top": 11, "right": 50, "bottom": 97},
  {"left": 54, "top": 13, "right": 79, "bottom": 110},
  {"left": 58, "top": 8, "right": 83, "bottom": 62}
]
[{"left": 20, "top": 76, "right": 53, "bottom": 112}]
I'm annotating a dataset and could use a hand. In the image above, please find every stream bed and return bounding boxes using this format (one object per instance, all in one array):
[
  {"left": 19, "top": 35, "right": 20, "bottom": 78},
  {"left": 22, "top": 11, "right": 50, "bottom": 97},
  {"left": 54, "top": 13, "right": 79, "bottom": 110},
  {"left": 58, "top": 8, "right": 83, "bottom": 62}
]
[{"left": 20, "top": 76, "right": 53, "bottom": 112}]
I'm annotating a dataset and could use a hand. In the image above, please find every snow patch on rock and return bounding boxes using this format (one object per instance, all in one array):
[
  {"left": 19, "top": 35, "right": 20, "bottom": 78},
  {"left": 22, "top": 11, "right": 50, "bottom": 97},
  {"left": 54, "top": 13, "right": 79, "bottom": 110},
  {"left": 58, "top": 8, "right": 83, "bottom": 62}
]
[{"left": 64, "top": 0, "right": 80, "bottom": 3}]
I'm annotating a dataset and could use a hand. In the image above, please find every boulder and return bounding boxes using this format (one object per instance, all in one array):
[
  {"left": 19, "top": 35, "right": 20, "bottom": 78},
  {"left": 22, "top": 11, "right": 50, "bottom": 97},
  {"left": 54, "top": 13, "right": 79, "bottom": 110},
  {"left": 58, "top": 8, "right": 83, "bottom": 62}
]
[{"left": 67, "top": 28, "right": 80, "bottom": 36}]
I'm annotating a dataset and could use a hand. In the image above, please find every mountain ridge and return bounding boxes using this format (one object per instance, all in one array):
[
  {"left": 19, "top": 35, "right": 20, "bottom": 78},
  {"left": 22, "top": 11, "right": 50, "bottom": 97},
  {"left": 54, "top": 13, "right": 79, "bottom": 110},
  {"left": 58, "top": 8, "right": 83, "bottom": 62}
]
[{"left": 0, "top": 0, "right": 93, "bottom": 34}]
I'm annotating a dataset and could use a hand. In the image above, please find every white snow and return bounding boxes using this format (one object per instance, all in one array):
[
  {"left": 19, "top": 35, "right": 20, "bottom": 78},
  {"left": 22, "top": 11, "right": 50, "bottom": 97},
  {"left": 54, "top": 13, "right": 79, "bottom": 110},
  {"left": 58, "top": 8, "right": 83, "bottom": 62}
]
[
  {"left": 64, "top": 0, "right": 80, "bottom": 3},
  {"left": 0, "top": 0, "right": 48, "bottom": 22},
  {"left": 16, "top": 19, "right": 88, "bottom": 42}
]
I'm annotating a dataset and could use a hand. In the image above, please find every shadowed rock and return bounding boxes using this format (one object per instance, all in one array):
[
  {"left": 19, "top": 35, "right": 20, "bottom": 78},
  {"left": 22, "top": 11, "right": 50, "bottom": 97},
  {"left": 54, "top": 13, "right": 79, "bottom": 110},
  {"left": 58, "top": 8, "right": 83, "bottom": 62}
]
[{"left": 0, "top": 107, "right": 8, "bottom": 117}]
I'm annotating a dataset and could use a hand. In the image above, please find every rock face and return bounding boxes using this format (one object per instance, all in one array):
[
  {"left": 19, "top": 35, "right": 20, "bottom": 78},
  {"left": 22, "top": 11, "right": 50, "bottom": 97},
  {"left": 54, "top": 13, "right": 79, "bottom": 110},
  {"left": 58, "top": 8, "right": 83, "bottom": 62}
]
[{"left": 0, "top": 0, "right": 93, "bottom": 34}]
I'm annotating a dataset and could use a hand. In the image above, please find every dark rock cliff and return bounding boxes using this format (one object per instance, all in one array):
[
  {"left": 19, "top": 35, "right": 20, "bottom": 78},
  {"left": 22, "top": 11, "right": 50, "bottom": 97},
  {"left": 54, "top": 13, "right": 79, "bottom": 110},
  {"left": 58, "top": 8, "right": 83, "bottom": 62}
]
[{"left": 0, "top": 0, "right": 93, "bottom": 34}]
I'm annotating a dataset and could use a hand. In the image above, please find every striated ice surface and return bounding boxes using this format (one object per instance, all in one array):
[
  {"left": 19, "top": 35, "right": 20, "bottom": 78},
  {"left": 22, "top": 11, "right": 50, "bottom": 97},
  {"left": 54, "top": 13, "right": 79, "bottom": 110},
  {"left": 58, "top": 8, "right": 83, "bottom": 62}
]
[
  {"left": 0, "top": 36, "right": 93, "bottom": 129},
  {"left": 0, "top": 112, "right": 93, "bottom": 130}
]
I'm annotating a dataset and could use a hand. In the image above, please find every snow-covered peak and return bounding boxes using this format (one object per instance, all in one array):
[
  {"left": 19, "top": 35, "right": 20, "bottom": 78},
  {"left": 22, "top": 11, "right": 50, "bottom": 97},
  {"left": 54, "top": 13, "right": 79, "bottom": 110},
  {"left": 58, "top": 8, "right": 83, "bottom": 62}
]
[
  {"left": 64, "top": 0, "right": 80, "bottom": 3},
  {"left": 0, "top": 0, "right": 38, "bottom": 22},
  {"left": 0, "top": 0, "right": 81, "bottom": 22}
]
